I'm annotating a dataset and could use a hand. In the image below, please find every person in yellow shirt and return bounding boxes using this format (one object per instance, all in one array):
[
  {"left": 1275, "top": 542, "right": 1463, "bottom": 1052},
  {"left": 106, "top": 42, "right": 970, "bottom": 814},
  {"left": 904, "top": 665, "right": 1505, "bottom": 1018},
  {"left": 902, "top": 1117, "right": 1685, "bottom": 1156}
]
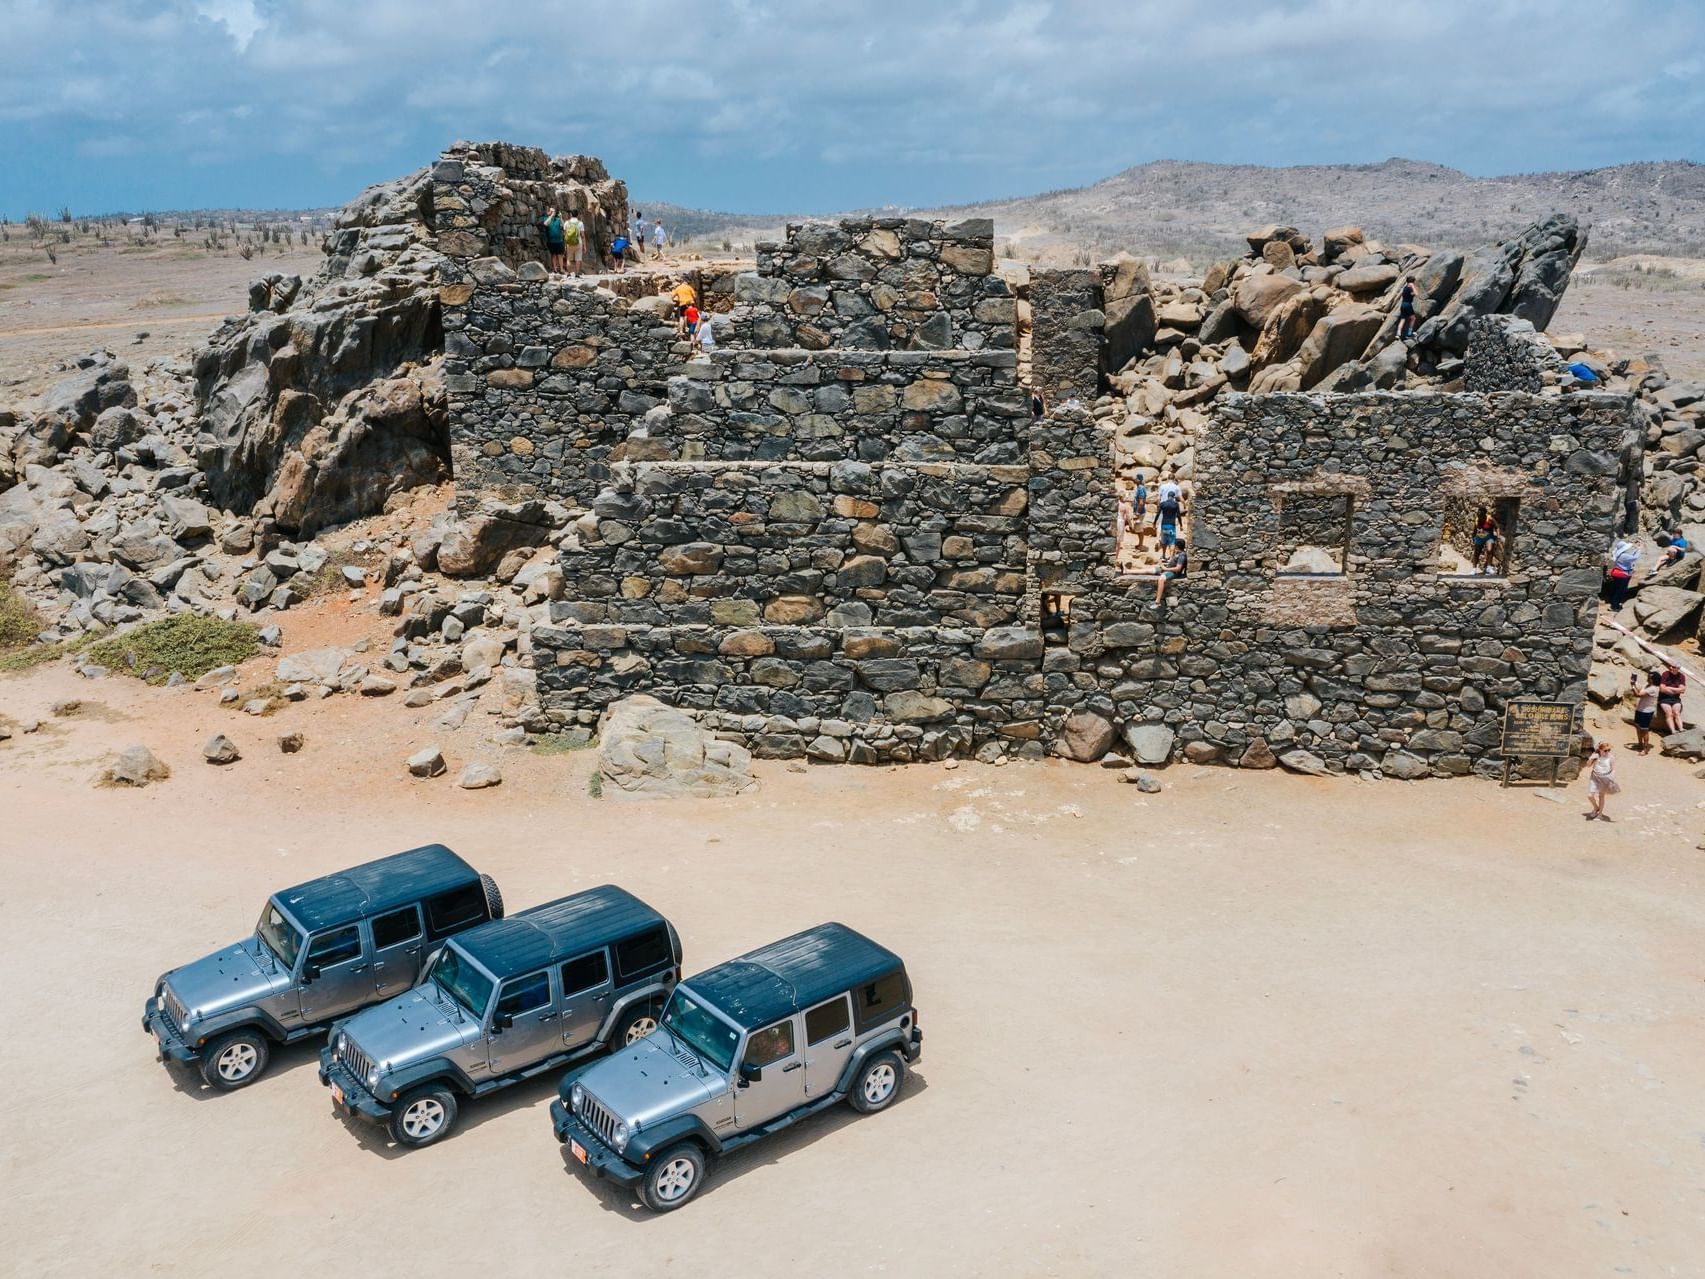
[{"left": 671, "top": 281, "right": 697, "bottom": 336}]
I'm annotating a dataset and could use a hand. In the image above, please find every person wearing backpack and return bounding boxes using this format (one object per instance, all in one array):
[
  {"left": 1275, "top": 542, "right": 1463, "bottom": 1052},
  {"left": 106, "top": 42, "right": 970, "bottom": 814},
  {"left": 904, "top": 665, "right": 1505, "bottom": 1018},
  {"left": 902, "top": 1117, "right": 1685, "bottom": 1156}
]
[
  {"left": 540, "top": 207, "right": 566, "bottom": 274},
  {"left": 564, "top": 212, "right": 585, "bottom": 276}
]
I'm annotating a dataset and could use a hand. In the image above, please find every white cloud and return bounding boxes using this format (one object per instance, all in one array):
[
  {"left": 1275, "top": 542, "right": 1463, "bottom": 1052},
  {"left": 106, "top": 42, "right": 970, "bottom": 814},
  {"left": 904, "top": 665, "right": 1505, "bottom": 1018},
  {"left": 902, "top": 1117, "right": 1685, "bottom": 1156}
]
[{"left": 194, "top": 0, "right": 264, "bottom": 49}]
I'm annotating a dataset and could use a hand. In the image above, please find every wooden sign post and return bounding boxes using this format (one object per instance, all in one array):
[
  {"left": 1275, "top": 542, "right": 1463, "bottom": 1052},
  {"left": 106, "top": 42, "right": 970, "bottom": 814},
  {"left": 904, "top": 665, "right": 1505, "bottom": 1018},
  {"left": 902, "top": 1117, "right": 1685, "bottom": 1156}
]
[{"left": 1499, "top": 699, "right": 1584, "bottom": 788}]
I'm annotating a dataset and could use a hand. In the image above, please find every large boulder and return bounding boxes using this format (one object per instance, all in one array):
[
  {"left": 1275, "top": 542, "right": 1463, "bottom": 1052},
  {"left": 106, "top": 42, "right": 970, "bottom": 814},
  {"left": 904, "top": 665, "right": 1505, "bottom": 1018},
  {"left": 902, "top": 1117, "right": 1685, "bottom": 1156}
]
[
  {"left": 1251, "top": 290, "right": 1329, "bottom": 370},
  {"left": 1296, "top": 304, "right": 1384, "bottom": 390},
  {"left": 436, "top": 500, "right": 560, "bottom": 577},
  {"left": 1416, "top": 214, "right": 1585, "bottom": 352},
  {"left": 1631, "top": 586, "right": 1704, "bottom": 638},
  {"left": 1233, "top": 274, "right": 1303, "bottom": 328},
  {"left": 597, "top": 695, "right": 757, "bottom": 797}
]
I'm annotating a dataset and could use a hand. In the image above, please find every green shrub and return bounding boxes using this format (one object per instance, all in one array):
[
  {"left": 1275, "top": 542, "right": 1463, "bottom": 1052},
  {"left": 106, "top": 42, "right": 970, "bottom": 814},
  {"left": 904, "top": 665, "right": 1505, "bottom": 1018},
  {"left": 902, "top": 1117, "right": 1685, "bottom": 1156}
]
[
  {"left": 0, "top": 583, "right": 42, "bottom": 649},
  {"left": 84, "top": 614, "right": 260, "bottom": 684}
]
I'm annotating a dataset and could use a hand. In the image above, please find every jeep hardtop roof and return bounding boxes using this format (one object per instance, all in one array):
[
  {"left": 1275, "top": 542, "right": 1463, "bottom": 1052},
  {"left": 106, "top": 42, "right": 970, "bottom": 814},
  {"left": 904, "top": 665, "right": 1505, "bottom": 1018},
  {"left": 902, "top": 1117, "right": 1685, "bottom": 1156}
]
[
  {"left": 453, "top": 885, "right": 666, "bottom": 981},
  {"left": 275, "top": 844, "right": 477, "bottom": 932},
  {"left": 686, "top": 923, "right": 903, "bottom": 1030}
]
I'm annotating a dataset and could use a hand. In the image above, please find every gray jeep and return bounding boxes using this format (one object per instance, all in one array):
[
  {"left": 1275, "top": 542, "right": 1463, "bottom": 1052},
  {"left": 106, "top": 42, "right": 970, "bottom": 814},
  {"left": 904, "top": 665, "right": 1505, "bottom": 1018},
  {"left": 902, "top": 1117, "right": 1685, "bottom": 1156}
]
[
  {"left": 143, "top": 844, "right": 502, "bottom": 1090},
  {"left": 553, "top": 922, "right": 921, "bottom": 1212},
  {"left": 319, "top": 884, "right": 680, "bottom": 1148}
]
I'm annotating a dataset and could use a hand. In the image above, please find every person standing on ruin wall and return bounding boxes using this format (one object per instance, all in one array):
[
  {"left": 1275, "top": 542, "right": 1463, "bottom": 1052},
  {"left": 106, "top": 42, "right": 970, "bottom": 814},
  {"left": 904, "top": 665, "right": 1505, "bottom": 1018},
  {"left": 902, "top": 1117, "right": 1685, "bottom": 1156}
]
[
  {"left": 540, "top": 207, "right": 566, "bottom": 274},
  {"left": 653, "top": 220, "right": 668, "bottom": 259},
  {"left": 633, "top": 211, "right": 647, "bottom": 260},
  {"left": 1398, "top": 276, "right": 1420, "bottom": 341},
  {"left": 564, "top": 211, "right": 585, "bottom": 276}
]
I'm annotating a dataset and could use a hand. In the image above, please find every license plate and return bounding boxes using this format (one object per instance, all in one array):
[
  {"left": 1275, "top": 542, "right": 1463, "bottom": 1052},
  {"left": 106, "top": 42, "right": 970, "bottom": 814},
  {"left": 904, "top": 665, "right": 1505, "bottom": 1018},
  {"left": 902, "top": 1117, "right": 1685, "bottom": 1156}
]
[
  {"left": 332, "top": 1084, "right": 345, "bottom": 1106},
  {"left": 570, "top": 1139, "right": 588, "bottom": 1165}
]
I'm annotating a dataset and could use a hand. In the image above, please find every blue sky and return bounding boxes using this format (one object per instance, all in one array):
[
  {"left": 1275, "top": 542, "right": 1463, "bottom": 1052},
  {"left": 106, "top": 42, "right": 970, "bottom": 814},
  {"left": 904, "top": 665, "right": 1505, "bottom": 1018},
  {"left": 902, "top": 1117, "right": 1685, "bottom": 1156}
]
[{"left": 2, "top": 0, "right": 1701, "bottom": 217}]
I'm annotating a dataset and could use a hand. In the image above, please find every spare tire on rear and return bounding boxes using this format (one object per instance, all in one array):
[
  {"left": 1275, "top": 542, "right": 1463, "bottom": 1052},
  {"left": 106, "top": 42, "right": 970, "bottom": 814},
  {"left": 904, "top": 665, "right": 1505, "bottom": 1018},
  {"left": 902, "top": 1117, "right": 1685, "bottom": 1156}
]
[{"left": 481, "top": 873, "right": 504, "bottom": 920}]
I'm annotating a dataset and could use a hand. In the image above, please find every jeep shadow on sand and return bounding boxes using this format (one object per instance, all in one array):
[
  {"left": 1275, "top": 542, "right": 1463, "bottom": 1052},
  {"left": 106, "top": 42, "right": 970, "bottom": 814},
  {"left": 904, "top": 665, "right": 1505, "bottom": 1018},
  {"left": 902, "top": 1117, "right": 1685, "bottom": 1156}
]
[
  {"left": 320, "top": 885, "right": 680, "bottom": 1148},
  {"left": 143, "top": 844, "right": 503, "bottom": 1091}
]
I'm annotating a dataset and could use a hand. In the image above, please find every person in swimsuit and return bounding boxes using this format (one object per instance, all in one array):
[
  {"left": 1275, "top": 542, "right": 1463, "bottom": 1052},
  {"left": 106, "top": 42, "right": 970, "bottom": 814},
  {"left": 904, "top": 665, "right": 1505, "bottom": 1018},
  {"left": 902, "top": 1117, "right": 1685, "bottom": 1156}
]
[
  {"left": 1657, "top": 662, "right": 1687, "bottom": 735},
  {"left": 1398, "top": 276, "right": 1419, "bottom": 340},
  {"left": 1469, "top": 507, "right": 1496, "bottom": 570}
]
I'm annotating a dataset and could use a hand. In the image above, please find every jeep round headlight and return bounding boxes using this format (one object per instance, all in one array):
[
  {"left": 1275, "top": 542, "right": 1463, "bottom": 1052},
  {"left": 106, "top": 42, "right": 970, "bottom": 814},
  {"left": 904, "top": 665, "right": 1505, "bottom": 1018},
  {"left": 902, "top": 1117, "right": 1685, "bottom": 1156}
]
[
  {"left": 367, "top": 1068, "right": 381, "bottom": 1091},
  {"left": 336, "top": 1032, "right": 347, "bottom": 1056},
  {"left": 570, "top": 1083, "right": 585, "bottom": 1112},
  {"left": 612, "top": 1121, "right": 630, "bottom": 1152}
]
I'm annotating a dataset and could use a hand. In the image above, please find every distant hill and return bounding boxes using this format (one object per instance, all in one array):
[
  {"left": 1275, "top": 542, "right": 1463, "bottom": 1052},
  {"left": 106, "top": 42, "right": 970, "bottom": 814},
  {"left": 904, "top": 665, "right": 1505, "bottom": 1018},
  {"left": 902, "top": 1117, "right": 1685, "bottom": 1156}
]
[{"left": 636, "top": 158, "right": 1705, "bottom": 265}]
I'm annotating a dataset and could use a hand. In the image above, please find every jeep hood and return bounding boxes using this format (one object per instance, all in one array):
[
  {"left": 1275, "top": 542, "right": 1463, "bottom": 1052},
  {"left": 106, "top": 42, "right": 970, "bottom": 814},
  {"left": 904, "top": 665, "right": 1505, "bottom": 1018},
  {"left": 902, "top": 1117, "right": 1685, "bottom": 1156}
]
[
  {"left": 575, "top": 1033, "right": 724, "bottom": 1130},
  {"left": 167, "top": 938, "right": 289, "bottom": 1019},
  {"left": 340, "top": 984, "right": 480, "bottom": 1070}
]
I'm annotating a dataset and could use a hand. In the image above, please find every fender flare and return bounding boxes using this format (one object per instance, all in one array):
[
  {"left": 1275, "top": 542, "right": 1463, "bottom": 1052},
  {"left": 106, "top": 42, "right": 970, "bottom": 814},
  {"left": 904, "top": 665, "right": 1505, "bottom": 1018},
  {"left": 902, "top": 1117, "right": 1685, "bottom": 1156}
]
[
  {"left": 596, "top": 981, "right": 674, "bottom": 1045},
  {"left": 834, "top": 1030, "right": 908, "bottom": 1097},
  {"left": 189, "top": 1006, "right": 294, "bottom": 1047},
  {"left": 381, "top": 1057, "right": 482, "bottom": 1100},
  {"left": 626, "top": 1112, "right": 725, "bottom": 1162}
]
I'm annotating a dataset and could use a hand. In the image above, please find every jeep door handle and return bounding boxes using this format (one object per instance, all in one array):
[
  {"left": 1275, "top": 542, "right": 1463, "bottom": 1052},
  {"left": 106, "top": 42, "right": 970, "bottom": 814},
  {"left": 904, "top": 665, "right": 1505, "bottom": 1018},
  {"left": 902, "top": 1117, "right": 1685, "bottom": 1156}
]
[
  {"left": 781, "top": 1061, "right": 802, "bottom": 1072},
  {"left": 833, "top": 1039, "right": 852, "bottom": 1049},
  {"left": 350, "top": 965, "right": 367, "bottom": 974},
  {"left": 538, "top": 1013, "right": 558, "bottom": 1022}
]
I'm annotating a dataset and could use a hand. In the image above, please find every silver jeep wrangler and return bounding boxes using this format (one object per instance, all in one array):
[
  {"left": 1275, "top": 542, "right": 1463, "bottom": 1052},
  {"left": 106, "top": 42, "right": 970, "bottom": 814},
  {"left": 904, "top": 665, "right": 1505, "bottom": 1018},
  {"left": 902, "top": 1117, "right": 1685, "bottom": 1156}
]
[
  {"left": 553, "top": 922, "right": 921, "bottom": 1212},
  {"left": 320, "top": 884, "right": 680, "bottom": 1148},
  {"left": 143, "top": 844, "right": 502, "bottom": 1090}
]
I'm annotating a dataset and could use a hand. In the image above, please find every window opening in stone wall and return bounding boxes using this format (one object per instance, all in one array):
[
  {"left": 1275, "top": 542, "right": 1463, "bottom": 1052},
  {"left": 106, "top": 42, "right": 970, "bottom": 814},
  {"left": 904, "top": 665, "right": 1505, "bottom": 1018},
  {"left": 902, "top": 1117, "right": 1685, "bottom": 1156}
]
[
  {"left": 1275, "top": 493, "right": 1352, "bottom": 576},
  {"left": 1116, "top": 469, "right": 1191, "bottom": 575},
  {"left": 1439, "top": 496, "right": 1518, "bottom": 577},
  {"left": 1041, "top": 591, "right": 1072, "bottom": 644}
]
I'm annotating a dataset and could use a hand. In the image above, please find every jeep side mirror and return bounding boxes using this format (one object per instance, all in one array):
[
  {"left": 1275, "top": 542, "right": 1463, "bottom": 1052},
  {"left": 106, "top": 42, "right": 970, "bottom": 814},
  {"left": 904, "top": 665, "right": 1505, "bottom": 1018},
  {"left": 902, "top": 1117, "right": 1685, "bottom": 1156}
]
[
  {"left": 738, "top": 1061, "right": 762, "bottom": 1086},
  {"left": 302, "top": 963, "right": 321, "bottom": 983},
  {"left": 493, "top": 1012, "right": 513, "bottom": 1032}
]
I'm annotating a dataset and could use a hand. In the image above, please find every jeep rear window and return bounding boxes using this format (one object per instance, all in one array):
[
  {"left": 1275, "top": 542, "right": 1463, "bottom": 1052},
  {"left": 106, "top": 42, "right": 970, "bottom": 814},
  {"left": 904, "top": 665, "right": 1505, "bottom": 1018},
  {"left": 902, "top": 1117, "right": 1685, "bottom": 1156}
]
[
  {"left": 372, "top": 905, "right": 422, "bottom": 949},
  {"left": 425, "top": 882, "right": 485, "bottom": 937},
  {"left": 256, "top": 901, "right": 304, "bottom": 969},
  {"left": 561, "top": 950, "right": 609, "bottom": 996},
  {"left": 613, "top": 926, "right": 671, "bottom": 982},
  {"left": 660, "top": 991, "right": 739, "bottom": 1073},
  {"left": 805, "top": 995, "right": 851, "bottom": 1045},
  {"left": 430, "top": 946, "right": 494, "bottom": 1020},
  {"left": 854, "top": 970, "right": 909, "bottom": 1031}
]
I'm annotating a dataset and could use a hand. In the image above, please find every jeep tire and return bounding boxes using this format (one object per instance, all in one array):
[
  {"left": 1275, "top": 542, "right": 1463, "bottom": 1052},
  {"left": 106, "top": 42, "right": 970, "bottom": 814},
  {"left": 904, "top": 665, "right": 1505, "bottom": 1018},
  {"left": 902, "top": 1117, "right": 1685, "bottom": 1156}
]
[
  {"left": 849, "top": 1049, "right": 905, "bottom": 1114},
  {"left": 640, "top": 1141, "right": 707, "bottom": 1212},
  {"left": 480, "top": 873, "right": 504, "bottom": 920},
  {"left": 200, "top": 1029, "right": 270, "bottom": 1091},
  {"left": 613, "top": 999, "right": 661, "bottom": 1047},
  {"left": 390, "top": 1084, "right": 458, "bottom": 1148}
]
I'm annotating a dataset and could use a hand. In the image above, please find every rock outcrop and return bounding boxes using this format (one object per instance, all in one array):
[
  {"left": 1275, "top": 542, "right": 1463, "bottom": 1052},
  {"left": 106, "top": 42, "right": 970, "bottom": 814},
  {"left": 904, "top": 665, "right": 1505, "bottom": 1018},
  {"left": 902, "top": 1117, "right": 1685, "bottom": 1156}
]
[{"left": 597, "top": 695, "right": 757, "bottom": 797}]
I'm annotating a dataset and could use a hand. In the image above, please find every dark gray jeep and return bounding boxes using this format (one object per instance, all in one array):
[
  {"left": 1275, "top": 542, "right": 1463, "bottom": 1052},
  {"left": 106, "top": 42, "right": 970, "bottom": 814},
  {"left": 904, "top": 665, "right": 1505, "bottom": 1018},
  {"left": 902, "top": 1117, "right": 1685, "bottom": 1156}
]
[
  {"left": 143, "top": 844, "right": 502, "bottom": 1090},
  {"left": 320, "top": 884, "right": 680, "bottom": 1148},
  {"left": 554, "top": 923, "right": 921, "bottom": 1211}
]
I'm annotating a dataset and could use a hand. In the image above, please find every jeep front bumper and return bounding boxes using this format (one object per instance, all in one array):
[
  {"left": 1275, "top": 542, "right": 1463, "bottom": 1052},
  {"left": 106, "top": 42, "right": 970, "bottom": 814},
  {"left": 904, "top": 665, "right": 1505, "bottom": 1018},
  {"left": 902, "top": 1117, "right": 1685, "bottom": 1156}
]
[
  {"left": 142, "top": 1000, "right": 199, "bottom": 1064},
  {"left": 318, "top": 1051, "right": 392, "bottom": 1123},
  {"left": 551, "top": 1099, "right": 645, "bottom": 1188}
]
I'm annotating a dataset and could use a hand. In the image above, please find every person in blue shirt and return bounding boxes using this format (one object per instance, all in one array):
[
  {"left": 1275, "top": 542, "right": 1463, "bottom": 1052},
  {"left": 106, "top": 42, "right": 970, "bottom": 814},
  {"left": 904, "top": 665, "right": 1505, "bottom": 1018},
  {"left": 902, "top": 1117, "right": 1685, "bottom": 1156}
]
[{"left": 1656, "top": 528, "right": 1689, "bottom": 569}]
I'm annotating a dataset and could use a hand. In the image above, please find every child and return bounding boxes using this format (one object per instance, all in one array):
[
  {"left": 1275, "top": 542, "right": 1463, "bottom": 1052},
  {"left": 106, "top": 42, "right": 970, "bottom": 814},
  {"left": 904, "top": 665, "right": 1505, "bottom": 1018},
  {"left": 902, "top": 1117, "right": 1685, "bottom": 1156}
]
[
  {"left": 695, "top": 314, "right": 716, "bottom": 354},
  {"left": 681, "top": 303, "right": 700, "bottom": 341},
  {"left": 1584, "top": 740, "right": 1619, "bottom": 821}
]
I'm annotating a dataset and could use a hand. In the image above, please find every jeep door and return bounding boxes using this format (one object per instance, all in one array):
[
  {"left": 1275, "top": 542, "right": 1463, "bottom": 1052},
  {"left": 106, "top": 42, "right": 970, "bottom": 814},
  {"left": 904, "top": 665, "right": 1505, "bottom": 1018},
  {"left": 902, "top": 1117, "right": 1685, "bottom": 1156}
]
[
  {"left": 558, "top": 949, "right": 613, "bottom": 1050},
  {"left": 297, "top": 924, "right": 371, "bottom": 1024},
  {"left": 486, "top": 969, "right": 559, "bottom": 1075},
  {"left": 801, "top": 993, "right": 856, "bottom": 1097},
  {"left": 733, "top": 1014, "right": 808, "bottom": 1128},
  {"left": 369, "top": 905, "right": 425, "bottom": 999}
]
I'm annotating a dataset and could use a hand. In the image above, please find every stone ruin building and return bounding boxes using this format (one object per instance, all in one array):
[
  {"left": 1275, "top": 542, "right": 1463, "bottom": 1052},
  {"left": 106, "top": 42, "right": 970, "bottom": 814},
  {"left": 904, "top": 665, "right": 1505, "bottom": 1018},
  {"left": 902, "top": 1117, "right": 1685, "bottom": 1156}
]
[{"left": 428, "top": 142, "right": 1637, "bottom": 778}]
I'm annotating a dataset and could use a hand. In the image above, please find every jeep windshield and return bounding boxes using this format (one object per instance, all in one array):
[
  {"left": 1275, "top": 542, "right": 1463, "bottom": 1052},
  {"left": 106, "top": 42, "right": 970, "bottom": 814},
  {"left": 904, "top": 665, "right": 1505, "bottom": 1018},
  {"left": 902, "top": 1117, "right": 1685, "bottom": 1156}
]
[
  {"left": 659, "top": 989, "right": 740, "bottom": 1073},
  {"left": 428, "top": 945, "right": 493, "bottom": 1021},
  {"left": 255, "top": 900, "right": 304, "bottom": 969}
]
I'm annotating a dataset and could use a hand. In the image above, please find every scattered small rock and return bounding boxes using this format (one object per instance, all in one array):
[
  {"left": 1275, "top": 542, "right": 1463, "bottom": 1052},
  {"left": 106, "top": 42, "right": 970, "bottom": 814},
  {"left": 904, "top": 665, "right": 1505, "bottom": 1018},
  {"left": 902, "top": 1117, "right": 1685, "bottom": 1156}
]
[
  {"left": 241, "top": 698, "right": 271, "bottom": 716},
  {"left": 456, "top": 761, "right": 502, "bottom": 789},
  {"left": 1121, "top": 768, "right": 1163, "bottom": 792},
  {"left": 219, "top": 688, "right": 240, "bottom": 704},
  {"left": 407, "top": 745, "right": 447, "bottom": 777},
  {"left": 99, "top": 744, "right": 169, "bottom": 787},
  {"left": 359, "top": 674, "right": 397, "bottom": 696},
  {"left": 278, "top": 731, "right": 305, "bottom": 754},
  {"left": 50, "top": 699, "right": 81, "bottom": 717},
  {"left": 203, "top": 734, "right": 240, "bottom": 765}
]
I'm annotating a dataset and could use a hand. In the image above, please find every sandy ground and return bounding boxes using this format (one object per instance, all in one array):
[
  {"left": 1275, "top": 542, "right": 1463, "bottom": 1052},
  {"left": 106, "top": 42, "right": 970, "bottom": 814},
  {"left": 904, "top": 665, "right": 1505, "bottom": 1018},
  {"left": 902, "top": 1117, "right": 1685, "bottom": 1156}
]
[
  {"left": 0, "top": 235, "right": 322, "bottom": 400},
  {"left": 2, "top": 596, "right": 1703, "bottom": 1278},
  {"left": 1550, "top": 261, "right": 1705, "bottom": 382}
]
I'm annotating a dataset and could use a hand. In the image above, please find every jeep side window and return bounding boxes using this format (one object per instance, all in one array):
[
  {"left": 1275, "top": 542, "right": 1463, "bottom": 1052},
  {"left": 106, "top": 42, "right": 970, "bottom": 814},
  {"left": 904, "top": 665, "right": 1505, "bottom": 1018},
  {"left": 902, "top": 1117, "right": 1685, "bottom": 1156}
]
[
  {"left": 613, "top": 926, "right": 671, "bottom": 982},
  {"left": 424, "top": 882, "right": 485, "bottom": 938},
  {"left": 495, "top": 971, "right": 552, "bottom": 1018},
  {"left": 371, "top": 905, "right": 422, "bottom": 950},
  {"left": 307, "top": 924, "right": 361, "bottom": 967},
  {"left": 560, "top": 950, "right": 610, "bottom": 997},
  {"left": 743, "top": 1019, "right": 796, "bottom": 1068},
  {"left": 854, "top": 970, "right": 909, "bottom": 1031},
  {"left": 804, "top": 994, "right": 851, "bottom": 1045}
]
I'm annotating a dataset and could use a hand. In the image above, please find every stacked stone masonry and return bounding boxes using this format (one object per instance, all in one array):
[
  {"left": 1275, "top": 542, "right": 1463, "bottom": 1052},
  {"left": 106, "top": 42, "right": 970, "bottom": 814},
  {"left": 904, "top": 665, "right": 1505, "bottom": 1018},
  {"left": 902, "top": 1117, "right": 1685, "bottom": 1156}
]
[{"left": 434, "top": 157, "right": 1633, "bottom": 774}]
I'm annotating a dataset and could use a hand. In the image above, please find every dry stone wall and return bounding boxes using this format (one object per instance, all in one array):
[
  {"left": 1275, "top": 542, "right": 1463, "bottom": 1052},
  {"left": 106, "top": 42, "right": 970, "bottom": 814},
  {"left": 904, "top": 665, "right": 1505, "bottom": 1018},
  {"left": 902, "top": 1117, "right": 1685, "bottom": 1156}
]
[{"left": 432, "top": 142, "right": 629, "bottom": 273}]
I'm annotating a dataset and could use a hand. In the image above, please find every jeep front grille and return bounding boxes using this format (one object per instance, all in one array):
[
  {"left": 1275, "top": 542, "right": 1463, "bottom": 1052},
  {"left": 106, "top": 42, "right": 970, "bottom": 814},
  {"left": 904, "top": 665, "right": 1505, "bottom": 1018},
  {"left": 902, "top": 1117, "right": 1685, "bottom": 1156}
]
[
  {"left": 164, "top": 988, "right": 188, "bottom": 1032},
  {"left": 340, "top": 1039, "right": 375, "bottom": 1086},
  {"left": 579, "top": 1091, "right": 619, "bottom": 1149}
]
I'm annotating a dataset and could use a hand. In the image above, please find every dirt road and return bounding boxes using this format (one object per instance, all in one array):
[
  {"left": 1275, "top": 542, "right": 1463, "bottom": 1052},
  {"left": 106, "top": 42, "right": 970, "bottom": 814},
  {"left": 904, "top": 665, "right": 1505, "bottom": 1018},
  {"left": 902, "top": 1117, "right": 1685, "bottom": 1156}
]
[{"left": 2, "top": 650, "right": 1702, "bottom": 1278}]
